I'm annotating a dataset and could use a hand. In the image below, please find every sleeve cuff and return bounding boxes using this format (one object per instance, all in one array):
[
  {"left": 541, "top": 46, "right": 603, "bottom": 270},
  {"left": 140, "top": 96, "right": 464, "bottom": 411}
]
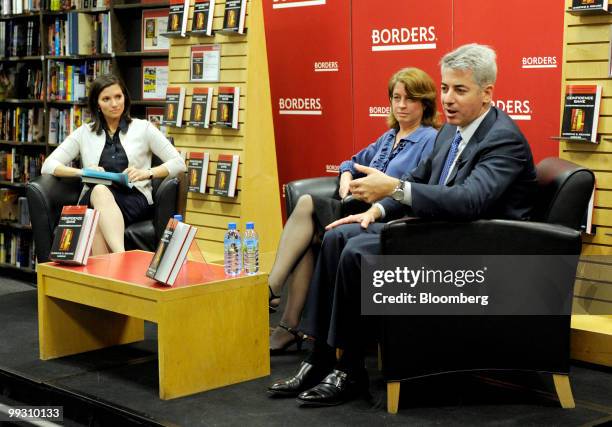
[{"left": 373, "top": 202, "right": 386, "bottom": 219}]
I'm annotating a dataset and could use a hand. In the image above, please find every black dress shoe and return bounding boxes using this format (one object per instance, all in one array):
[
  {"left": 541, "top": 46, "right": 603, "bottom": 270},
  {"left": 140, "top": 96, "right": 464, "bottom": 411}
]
[
  {"left": 267, "top": 362, "right": 330, "bottom": 397},
  {"left": 296, "top": 369, "right": 368, "bottom": 407}
]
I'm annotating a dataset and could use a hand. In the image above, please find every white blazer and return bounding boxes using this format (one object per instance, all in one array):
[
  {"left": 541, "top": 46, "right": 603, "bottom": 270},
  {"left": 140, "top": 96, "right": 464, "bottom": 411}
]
[{"left": 41, "top": 118, "right": 186, "bottom": 205}]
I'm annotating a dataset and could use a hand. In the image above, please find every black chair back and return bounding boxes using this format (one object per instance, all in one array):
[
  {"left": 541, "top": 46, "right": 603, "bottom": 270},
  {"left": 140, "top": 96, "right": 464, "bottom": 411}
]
[{"left": 284, "top": 176, "right": 337, "bottom": 216}]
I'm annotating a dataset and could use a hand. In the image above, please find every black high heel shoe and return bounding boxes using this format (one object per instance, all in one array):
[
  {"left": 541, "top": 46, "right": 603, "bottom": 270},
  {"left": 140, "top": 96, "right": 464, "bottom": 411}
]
[
  {"left": 270, "top": 324, "right": 304, "bottom": 355},
  {"left": 269, "top": 286, "right": 281, "bottom": 313}
]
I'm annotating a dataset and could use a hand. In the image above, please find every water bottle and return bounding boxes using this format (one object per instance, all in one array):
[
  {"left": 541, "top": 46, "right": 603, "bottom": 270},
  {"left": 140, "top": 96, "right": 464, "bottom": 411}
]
[
  {"left": 243, "top": 222, "right": 259, "bottom": 275},
  {"left": 173, "top": 214, "right": 183, "bottom": 222},
  {"left": 224, "top": 222, "right": 242, "bottom": 276}
]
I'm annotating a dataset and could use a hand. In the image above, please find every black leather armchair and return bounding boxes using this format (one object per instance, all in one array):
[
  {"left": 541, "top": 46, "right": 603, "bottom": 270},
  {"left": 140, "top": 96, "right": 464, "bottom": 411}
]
[
  {"left": 284, "top": 157, "right": 595, "bottom": 413},
  {"left": 27, "top": 173, "right": 180, "bottom": 263}
]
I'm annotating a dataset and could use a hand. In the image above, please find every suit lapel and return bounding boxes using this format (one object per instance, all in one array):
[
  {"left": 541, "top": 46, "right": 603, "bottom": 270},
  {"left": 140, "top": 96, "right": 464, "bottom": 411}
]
[{"left": 430, "top": 125, "right": 457, "bottom": 184}]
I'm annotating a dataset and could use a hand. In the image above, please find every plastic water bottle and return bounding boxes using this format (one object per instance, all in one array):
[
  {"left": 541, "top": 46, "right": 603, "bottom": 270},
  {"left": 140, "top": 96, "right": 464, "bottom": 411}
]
[
  {"left": 224, "top": 222, "right": 242, "bottom": 276},
  {"left": 173, "top": 214, "right": 183, "bottom": 222},
  {"left": 243, "top": 222, "right": 259, "bottom": 275}
]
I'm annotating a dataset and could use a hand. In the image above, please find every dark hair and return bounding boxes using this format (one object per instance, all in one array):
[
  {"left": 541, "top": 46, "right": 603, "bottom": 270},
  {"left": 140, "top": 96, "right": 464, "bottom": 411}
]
[
  {"left": 87, "top": 74, "right": 132, "bottom": 134},
  {"left": 387, "top": 67, "right": 440, "bottom": 129}
]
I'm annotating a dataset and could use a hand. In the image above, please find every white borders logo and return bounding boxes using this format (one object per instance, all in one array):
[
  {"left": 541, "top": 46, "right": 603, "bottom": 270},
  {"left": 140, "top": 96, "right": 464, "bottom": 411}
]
[{"left": 273, "top": 0, "right": 326, "bottom": 9}]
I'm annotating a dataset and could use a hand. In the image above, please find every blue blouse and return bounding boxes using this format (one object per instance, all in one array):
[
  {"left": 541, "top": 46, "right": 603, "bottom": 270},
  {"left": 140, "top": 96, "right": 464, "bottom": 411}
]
[{"left": 339, "top": 125, "right": 437, "bottom": 179}]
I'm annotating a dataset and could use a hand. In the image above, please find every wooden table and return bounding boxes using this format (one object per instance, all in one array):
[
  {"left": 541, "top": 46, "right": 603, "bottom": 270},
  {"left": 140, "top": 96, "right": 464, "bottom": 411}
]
[{"left": 37, "top": 250, "right": 270, "bottom": 400}]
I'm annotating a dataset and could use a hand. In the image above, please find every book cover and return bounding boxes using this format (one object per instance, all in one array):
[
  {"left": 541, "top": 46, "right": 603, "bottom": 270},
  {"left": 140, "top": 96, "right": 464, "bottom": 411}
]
[
  {"left": 147, "top": 217, "right": 177, "bottom": 279},
  {"left": 190, "top": 44, "right": 221, "bottom": 82},
  {"left": 164, "top": 225, "right": 197, "bottom": 286},
  {"left": 81, "top": 168, "right": 133, "bottom": 188},
  {"left": 188, "top": 87, "right": 213, "bottom": 128},
  {"left": 166, "top": 0, "right": 189, "bottom": 36},
  {"left": 142, "top": 59, "right": 169, "bottom": 100},
  {"left": 212, "top": 153, "right": 239, "bottom": 197},
  {"left": 146, "top": 106, "right": 167, "bottom": 134},
  {"left": 214, "top": 86, "right": 240, "bottom": 129},
  {"left": 219, "top": 0, "right": 247, "bottom": 35},
  {"left": 560, "top": 84, "right": 602, "bottom": 143},
  {"left": 571, "top": 0, "right": 608, "bottom": 11},
  {"left": 163, "top": 86, "right": 186, "bottom": 127},
  {"left": 147, "top": 219, "right": 197, "bottom": 285},
  {"left": 192, "top": 0, "right": 216, "bottom": 36},
  {"left": 187, "top": 152, "right": 210, "bottom": 193},
  {"left": 49, "top": 205, "right": 97, "bottom": 265},
  {"left": 142, "top": 9, "right": 170, "bottom": 52}
]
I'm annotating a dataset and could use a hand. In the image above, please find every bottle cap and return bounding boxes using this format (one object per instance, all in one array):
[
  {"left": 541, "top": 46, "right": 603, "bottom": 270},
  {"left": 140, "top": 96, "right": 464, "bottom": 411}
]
[
  {"left": 228, "top": 222, "right": 237, "bottom": 230},
  {"left": 173, "top": 214, "right": 183, "bottom": 222},
  {"left": 246, "top": 222, "right": 254, "bottom": 229}
]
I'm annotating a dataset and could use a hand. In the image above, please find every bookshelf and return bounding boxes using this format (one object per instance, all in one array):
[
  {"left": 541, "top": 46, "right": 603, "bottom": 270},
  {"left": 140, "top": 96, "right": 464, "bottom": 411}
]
[
  {"left": 165, "top": 0, "right": 282, "bottom": 269},
  {"left": 561, "top": 0, "right": 612, "bottom": 367}
]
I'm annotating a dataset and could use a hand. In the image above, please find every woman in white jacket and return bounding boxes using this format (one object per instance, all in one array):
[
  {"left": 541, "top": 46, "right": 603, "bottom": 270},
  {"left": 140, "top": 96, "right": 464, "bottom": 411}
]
[{"left": 42, "top": 74, "right": 185, "bottom": 255}]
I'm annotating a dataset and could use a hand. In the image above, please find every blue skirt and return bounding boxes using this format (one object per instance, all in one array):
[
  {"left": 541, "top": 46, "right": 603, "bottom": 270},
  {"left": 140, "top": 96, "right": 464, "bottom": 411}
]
[{"left": 80, "top": 184, "right": 152, "bottom": 226}]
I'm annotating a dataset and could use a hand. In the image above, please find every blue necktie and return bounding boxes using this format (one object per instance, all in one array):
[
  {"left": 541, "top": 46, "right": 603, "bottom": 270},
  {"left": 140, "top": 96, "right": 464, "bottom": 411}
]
[{"left": 438, "top": 131, "right": 462, "bottom": 185}]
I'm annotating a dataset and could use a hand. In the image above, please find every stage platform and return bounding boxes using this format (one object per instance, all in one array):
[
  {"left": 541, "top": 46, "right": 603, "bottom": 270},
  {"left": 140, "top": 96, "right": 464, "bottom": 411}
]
[{"left": 1, "top": 284, "right": 612, "bottom": 426}]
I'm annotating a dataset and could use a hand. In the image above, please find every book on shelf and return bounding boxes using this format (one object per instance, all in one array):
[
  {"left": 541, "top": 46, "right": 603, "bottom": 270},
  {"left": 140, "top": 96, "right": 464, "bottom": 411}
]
[
  {"left": 218, "top": 0, "right": 247, "bottom": 35},
  {"left": 0, "top": 230, "right": 35, "bottom": 269},
  {"left": 142, "top": 59, "right": 168, "bottom": 101},
  {"left": 0, "top": 149, "right": 44, "bottom": 184},
  {"left": 166, "top": 0, "right": 189, "bottom": 37},
  {"left": 163, "top": 86, "right": 186, "bottom": 127},
  {"left": 581, "top": 187, "right": 596, "bottom": 235},
  {"left": 192, "top": 0, "right": 216, "bottom": 36},
  {"left": 81, "top": 168, "right": 133, "bottom": 188},
  {"left": 190, "top": 44, "right": 221, "bottom": 82},
  {"left": 214, "top": 86, "right": 240, "bottom": 129},
  {"left": 560, "top": 84, "right": 602, "bottom": 143},
  {"left": 142, "top": 8, "right": 170, "bottom": 52},
  {"left": 49, "top": 205, "right": 99, "bottom": 266},
  {"left": 571, "top": 0, "right": 608, "bottom": 11},
  {"left": 212, "top": 153, "right": 239, "bottom": 197},
  {"left": 146, "top": 106, "right": 167, "bottom": 135},
  {"left": 0, "top": 188, "right": 18, "bottom": 221},
  {"left": 187, "top": 152, "right": 210, "bottom": 193},
  {"left": 188, "top": 87, "right": 213, "bottom": 128},
  {"left": 146, "top": 217, "right": 198, "bottom": 286}
]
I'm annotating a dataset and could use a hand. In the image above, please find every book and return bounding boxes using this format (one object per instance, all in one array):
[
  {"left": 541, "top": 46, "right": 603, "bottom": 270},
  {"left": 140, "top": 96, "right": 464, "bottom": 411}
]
[
  {"left": 192, "top": 0, "right": 216, "bottom": 36},
  {"left": 146, "top": 106, "right": 167, "bottom": 134},
  {"left": 212, "top": 154, "right": 239, "bottom": 197},
  {"left": 49, "top": 205, "right": 99, "bottom": 265},
  {"left": 166, "top": 0, "right": 190, "bottom": 37},
  {"left": 190, "top": 44, "right": 221, "bottom": 82},
  {"left": 187, "top": 152, "right": 210, "bottom": 193},
  {"left": 142, "top": 9, "right": 170, "bottom": 52},
  {"left": 142, "top": 59, "right": 168, "bottom": 100},
  {"left": 218, "top": 0, "right": 247, "bottom": 35},
  {"left": 581, "top": 186, "right": 596, "bottom": 235},
  {"left": 214, "top": 86, "right": 240, "bottom": 129},
  {"left": 571, "top": 0, "right": 608, "bottom": 11},
  {"left": 146, "top": 218, "right": 198, "bottom": 286},
  {"left": 188, "top": 87, "right": 213, "bottom": 128},
  {"left": 81, "top": 168, "right": 133, "bottom": 188},
  {"left": 163, "top": 86, "right": 186, "bottom": 127},
  {"left": 560, "top": 84, "right": 602, "bottom": 143}
]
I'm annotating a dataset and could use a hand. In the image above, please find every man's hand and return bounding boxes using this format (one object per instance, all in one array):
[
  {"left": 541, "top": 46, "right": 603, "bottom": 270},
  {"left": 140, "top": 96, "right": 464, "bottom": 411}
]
[
  {"left": 348, "top": 164, "right": 399, "bottom": 203},
  {"left": 325, "top": 206, "right": 381, "bottom": 230},
  {"left": 338, "top": 171, "right": 352, "bottom": 198}
]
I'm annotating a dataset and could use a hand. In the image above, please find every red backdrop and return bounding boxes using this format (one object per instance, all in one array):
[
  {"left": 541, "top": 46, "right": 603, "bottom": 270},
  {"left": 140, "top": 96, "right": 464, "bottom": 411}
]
[{"left": 263, "top": 0, "right": 564, "bottom": 215}]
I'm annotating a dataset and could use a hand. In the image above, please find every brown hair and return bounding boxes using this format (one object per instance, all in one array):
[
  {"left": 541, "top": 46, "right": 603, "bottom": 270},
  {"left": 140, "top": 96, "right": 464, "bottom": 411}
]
[
  {"left": 87, "top": 74, "right": 132, "bottom": 134},
  {"left": 387, "top": 67, "right": 440, "bottom": 129}
]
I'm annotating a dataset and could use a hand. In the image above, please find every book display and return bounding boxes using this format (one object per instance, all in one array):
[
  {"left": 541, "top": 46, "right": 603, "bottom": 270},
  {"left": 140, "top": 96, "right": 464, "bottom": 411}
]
[
  {"left": 218, "top": 0, "right": 247, "bottom": 35},
  {"left": 214, "top": 86, "right": 240, "bottom": 129},
  {"left": 571, "top": 0, "right": 608, "bottom": 11},
  {"left": 190, "top": 44, "right": 221, "bottom": 82},
  {"left": 49, "top": 205, "right": 99, "bottom": 266},
  {"left": 560, "top": 84, "right": 602, "bottom": 143},
  {"left": 166, "top": 0, "right": 189, "bottom": 37},
  {"left": 188, "top": 87, "right": 213, "bottom": 128},
  {"left": 187, "top": 152, "right": 210, "bottom": 193},
  {"left": 142, "top": 9, "right": 170, "bottom": 52},
  {"left": 142, "top": 59, "right": 169, "bottom": 101},
  {"left": 163, "top": 86, "right": 186, "bottom": 127},
  {"left": 191, "top": 0, "right": 216, "bottom": 36},
  {"left": 146, "top": 217, "right": 197, "bottom": 286},
  {"left": 212, "top": 154, "right": 239, "bottom": 197}
]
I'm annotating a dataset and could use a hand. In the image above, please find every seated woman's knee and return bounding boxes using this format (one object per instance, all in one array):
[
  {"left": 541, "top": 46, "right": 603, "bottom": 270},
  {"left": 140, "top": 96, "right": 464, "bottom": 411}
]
[{"left": 90, "top": 184, "right": 114, "bottom": 206}]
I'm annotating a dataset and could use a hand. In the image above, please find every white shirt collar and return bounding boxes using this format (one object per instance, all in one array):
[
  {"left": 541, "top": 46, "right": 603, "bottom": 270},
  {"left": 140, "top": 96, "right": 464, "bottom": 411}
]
[{"left": 457, "top": 107, "right": 491, "bottom": 144}]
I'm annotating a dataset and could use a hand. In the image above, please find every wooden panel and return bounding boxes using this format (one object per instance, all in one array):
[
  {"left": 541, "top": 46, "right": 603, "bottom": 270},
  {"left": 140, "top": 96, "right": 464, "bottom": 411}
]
[
  {"left": 186, "top": 199, "right": 241, "bottom": 216},
  {"left": 565, "top": 61, "right": 609, "bottom": 79},
  {"left": 595, "top": 190, "right": 612, "bottom": 207},
  {"left": 566, "top": 25, "right": 610, "bottom": 44},
  {"left": 560, "top": 151, "right": 612, "bottom": 170},
  {"left": 566, "top": 43, "right": 609, "bottom": 61}
]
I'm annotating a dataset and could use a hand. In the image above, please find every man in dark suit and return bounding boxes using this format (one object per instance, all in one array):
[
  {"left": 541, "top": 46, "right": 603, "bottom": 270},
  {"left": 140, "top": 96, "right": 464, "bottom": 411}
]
[{"left": 268, "top": 43, "right": 537, "bottom": 406}]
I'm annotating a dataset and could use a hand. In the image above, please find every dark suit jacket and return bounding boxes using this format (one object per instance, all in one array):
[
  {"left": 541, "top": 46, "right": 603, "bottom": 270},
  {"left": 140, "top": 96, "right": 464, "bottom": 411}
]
[{"left": 380, "top": 106, "right": 537, "bottom": 221}]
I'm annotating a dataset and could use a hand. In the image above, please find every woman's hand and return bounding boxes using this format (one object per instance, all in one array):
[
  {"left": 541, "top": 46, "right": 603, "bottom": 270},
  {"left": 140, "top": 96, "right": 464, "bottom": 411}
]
[
  {"left": 87, "top": 165, "right": 105, "bottom": 172},
  {"left": 123, "top": 167, "right": 151, "bottom": 182},
  {"left": 338, "top": 171, "right": 353, "bottom": 198},
  {"left": 325, "top": 206, "right": 381, "bottom": 230}
]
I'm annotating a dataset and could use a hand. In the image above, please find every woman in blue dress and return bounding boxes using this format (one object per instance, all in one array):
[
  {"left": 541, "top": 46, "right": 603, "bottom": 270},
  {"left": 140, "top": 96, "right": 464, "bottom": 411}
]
[{"left": 269, "top": 67, "right": 440, "bottom": 353}]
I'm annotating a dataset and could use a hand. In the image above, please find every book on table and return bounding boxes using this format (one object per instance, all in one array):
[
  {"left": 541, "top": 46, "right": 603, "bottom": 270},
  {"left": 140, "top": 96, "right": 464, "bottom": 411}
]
[
  {"left": 212, "top": 153, "right": 239, "bottom": 197},
  {"left": 146, "top": 217, "right": 198, "bottom": 286},
  {"left": 188, "top": 87, "right": 213, "bottom": 128},
  {"left": 49, "top": 205, "right": 99, "bottom": 265},
  {"left": 560, "top": 84, "right": 602, "bottom": 143},
  {"left": 81, "top": 168, "right": 133, "bottom": 188},
  {"left": 163, "top": 86, "right": 186, "bottom": 127},
  {"left": 166, "top": 0, "right": 190, "bottom": 37},
  {"left": 192, "top": 0, "right": 216, "bottom": 36},
  {"left": 187, "top": 152, "right": 210, "bottom": 193}
]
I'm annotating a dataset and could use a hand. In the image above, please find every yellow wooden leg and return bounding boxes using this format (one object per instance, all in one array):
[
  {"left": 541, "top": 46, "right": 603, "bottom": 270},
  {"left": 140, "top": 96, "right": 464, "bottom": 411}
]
[
  {"left": 387, "top": 381, "right": 400, "bottom": 414},
  {"left": 553, "top": 374, "right": 575, "bottom": 409},
  {"left": 38, "top": 291, "right": 144, "bottom": 360}
]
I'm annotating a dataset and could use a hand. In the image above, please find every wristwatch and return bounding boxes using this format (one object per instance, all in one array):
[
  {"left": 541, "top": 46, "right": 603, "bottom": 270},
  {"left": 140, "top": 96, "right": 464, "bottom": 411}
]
[{"left": 391, "top": 179, "right": 405, "bottom": 201}]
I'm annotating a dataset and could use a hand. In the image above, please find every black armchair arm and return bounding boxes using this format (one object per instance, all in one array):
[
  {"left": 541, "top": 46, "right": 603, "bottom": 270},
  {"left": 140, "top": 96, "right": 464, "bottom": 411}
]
[
  {"left": 26, "top": 175, "right": 82, "bottom": 263},
  {"left": 285, "top": 176, "right": 337, "bottom": 216},
  {"left": 152, "top": 175, "right": 180, "bottom": 242}
]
